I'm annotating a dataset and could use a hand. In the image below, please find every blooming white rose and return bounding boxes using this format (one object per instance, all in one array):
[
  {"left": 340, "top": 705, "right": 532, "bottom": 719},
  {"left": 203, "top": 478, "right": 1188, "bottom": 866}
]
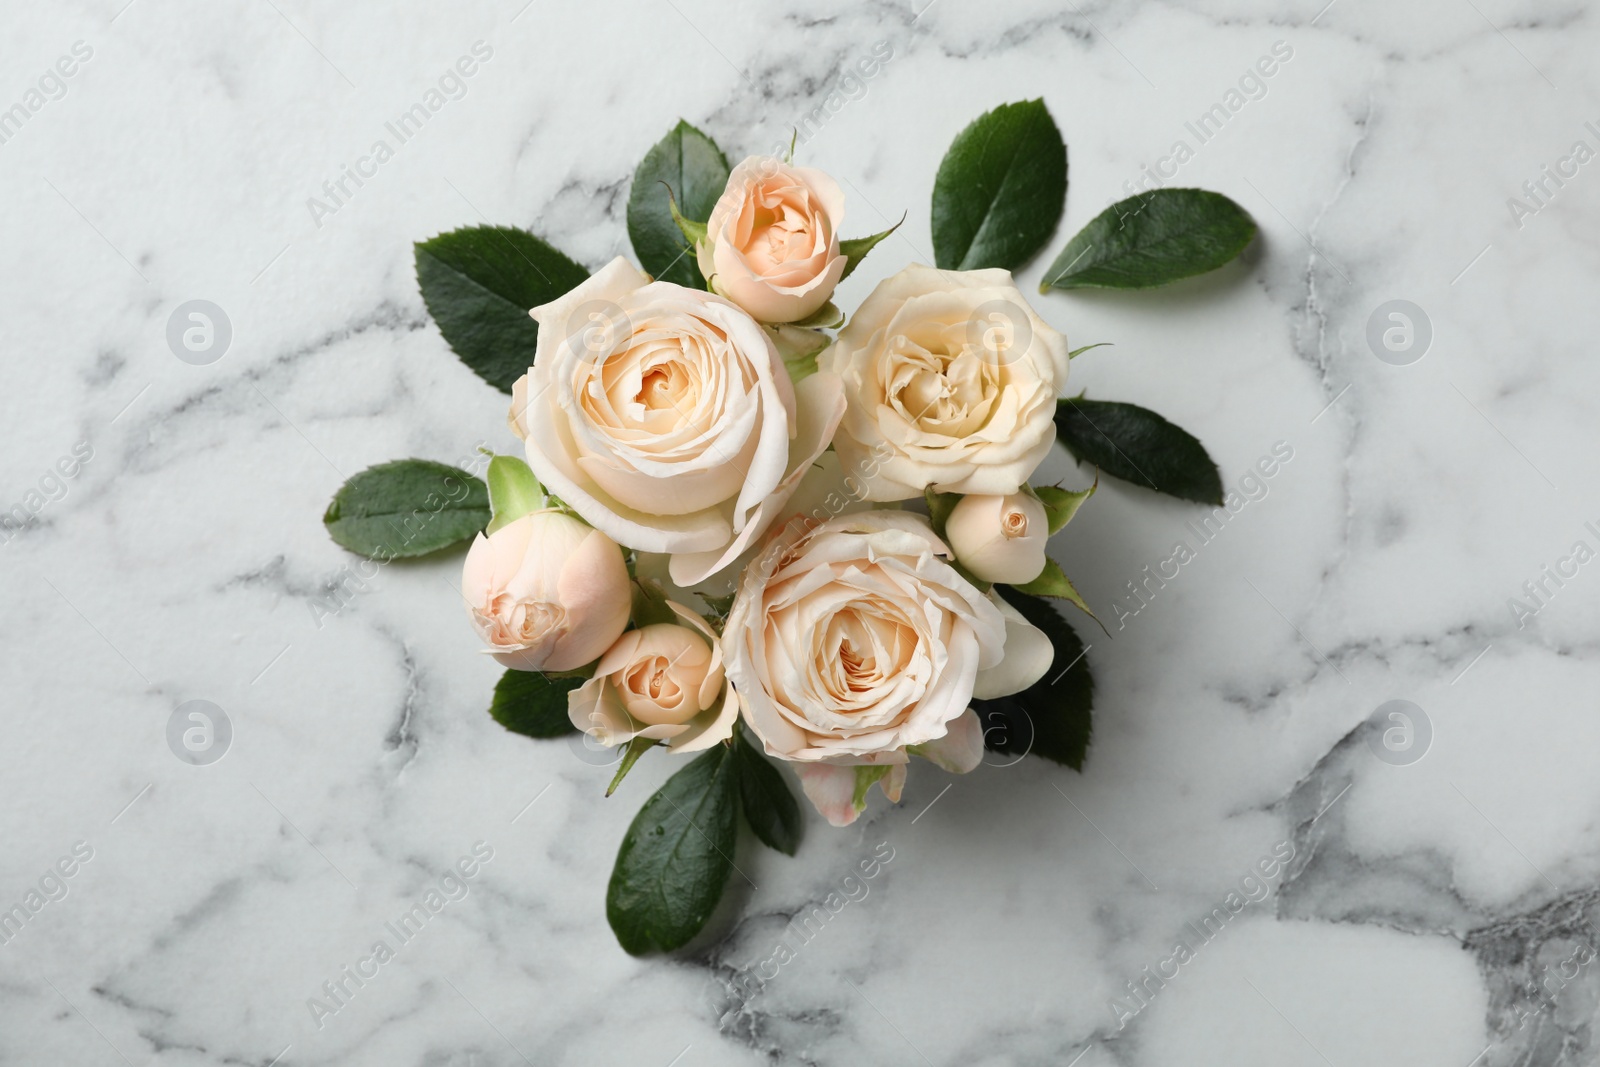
[
  {"left": 697, "top": 157, "right": 847, "bottom": 324},
  {"left": 723, "top": 510, "right": 1053, "bottom": 826},
  {"left": 510, "top": 257, "right": 844, "bottom": 586},
  {"left": 567, "top": 602, "right": 735, "bottom": 753},
  {"left": 462, "top": 510, "right": 631, "bottom": 673},
  {"left": 826, "top": 265, "right": 1069, "bottom": 501},
  {"left": 944, "top": 492, "right": 1048, "bottom": 585}
]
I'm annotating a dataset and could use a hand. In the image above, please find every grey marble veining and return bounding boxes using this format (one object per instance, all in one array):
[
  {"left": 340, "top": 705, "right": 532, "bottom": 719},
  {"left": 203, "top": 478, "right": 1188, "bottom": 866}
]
[{"left": 2, "top": 0, "right": 1597, "bottom": 1064}]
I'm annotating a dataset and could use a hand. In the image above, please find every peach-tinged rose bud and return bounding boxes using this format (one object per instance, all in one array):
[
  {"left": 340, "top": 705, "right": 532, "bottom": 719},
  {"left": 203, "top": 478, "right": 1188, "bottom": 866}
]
[
  {"left": 462, "top": 510, "right": 630, "bottom": 673},
  {"left": 697, "top": 157, "right": 847, "bottom": 324},
  {"left": 944, "top": 493, "right": 1049, "bottom": 584},
  {"left": 568, "top": 602, "right": 735, "bottom": 752}
]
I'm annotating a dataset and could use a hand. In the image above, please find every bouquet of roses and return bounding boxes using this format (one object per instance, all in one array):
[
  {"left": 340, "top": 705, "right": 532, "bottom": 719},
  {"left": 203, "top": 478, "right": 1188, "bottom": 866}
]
[{"left": 321, "top": 100, "right": 1254, "bottom": 954}]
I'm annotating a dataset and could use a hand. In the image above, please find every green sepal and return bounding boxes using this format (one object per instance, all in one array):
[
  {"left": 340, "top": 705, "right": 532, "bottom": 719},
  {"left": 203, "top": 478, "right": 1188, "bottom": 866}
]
[
  {"left": 485, "top": 454, "right": 545, "bottom": 534},
  {"left": 853, "top": 766, "right": 891, "bottom": 808},
  {"left": 1012, "top": 558, "right": 1105, "bottom": 634},
  {"left": 838, "top": 215, "right": 904, "bottom": 281},
  {"left": 1031, "top": 477, "right": 1097, "bottom": 535},
  {"left": 606, "top": 736, "right": 659, "bottom": 797},
  {"left": 668, "top": 191, "right": 710, "bottom": 250}
]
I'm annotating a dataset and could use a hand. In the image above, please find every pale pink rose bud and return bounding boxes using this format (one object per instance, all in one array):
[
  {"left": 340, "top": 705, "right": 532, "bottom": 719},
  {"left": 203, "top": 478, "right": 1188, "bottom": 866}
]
[
  {"left": 696, "top": 156, "right": 847, "bottom": 324},
  {"left": 568, "top": 603, "right": 735, "bottom": 753},
  {"left": 944, "top": 493, "right": 1049, "bottom": 585},
  {"left": 462, "top": 510, "right": 630, "bottom": 673}
]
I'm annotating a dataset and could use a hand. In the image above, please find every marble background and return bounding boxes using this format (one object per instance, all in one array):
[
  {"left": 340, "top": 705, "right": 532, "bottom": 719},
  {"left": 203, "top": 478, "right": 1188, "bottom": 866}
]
[{"left": 3, "top": 0, "right": 1597, "bottom": 1063}]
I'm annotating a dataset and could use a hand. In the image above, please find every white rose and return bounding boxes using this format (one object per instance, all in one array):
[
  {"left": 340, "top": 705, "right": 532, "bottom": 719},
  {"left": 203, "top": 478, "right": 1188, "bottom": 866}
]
[
  {"left": 462, "top": 510, "right": 631, "bottom": 673},
  {"left": 723, "top": 510, "right": 1053, "bottom": 826},
  {"left": 944, "top": 492, "right": 1048, "bottom": 585},
  {"left": 510, "top": 257, "right": 844, "bottom": 586},
  {"left": 826, "top": 265, "right": 1069, "bottom": 501},
  {"left": 697, "top": 157, "right": 847, "bottom": 324},
  {"left": 567, "top": 602, "right": 735, "bottom": 753}
]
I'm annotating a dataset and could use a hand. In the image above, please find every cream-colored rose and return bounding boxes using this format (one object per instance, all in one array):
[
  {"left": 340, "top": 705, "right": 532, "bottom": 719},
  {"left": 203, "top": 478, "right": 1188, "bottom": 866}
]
[
  {"left": 944, "top": 492, "right": 1048, "bottom": 585},
  {"left": 723, "top": 510, "right": 1053, "bottom": 826},
  {"left": 510, "top": 257, "right": 844, "bottom": 586},
  {"left": 826, "top": 265, "right": 1069, "bottom": 501},
  {"left": 696, "top": 157, "right": 847, "bottom": 324},
  {"left": 462, "top": 510, "right": 630, "bottom": 673},
  {"left": 567, "top": 602, "right": 735, "bottom": 752}
]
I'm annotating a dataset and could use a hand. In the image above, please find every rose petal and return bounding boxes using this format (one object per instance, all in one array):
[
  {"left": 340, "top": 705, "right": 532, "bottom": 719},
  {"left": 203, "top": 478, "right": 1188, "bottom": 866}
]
[
  {"left": 878, "top": 762, "right": 908, "bottom": 804},
  {"left": 668, "top": 370, "right": 845, "bottom": 586},
  {"left": 911, "top": 708, "right": 984, "bottom": 773},
  {"left": 795, "top": 763, "right": 860, "bottom": 828},
  {"left": 972, "top": 591, "right": 1054, "bottom": 699}
]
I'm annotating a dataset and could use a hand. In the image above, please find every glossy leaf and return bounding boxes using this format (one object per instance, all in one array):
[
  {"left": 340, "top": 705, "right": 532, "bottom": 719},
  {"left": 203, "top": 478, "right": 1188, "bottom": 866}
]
[
  {"left": 606, "top": 745, "right": 740, "bottom": 955},
  {"left": 626, "top": 121, "right": 730, "bottom": 289},
  {"left": 1054, "top": 398, "right": 1222, "bottom": 505},
  {"left": 972, "top": 588, "right": 1093, "bottom": 769},
  {"left": 733, "top": 726, "right": 802, "bottom": 855},
  {"left": 323, "top": 459, "right": 490, "bottom": 559},
  {"left": 932, "top": 100, "right": 1067, "bottom": 271},
  {"left": 1041, "top": 188, "right": 1255, "bottom": 290},
  {"left": 489, "top": 668, "right": 583, "bottom": 739},
  {"left": 415, "top": 226, "right": 589, "bottom": 393}
]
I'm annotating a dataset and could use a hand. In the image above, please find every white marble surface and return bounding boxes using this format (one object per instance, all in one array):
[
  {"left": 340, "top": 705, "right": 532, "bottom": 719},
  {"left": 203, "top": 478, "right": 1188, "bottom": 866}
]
[{"left": 3, "top": 0, "right": 1598, "bottom": 1063}]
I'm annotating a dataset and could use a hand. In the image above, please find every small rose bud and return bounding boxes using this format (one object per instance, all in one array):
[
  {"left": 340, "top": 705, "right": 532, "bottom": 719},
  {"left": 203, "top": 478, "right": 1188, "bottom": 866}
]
[
  {"left": 568, "top": 603, "right": 735, "bottom": 753},
  {"left": 462, "top": 510, "right": 630, "bottom": 672},
  {"left": 944, "top": 493, "right": 1048, "bottom": 584},
  {"left": 697, "top": 156, "right": 847, "bottom": 324}
]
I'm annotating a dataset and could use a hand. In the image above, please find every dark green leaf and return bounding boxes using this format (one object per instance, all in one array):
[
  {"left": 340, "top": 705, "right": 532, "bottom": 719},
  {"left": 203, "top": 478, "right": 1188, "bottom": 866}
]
[
  {"left": 626, "top": 121, "right": 730, "bottom": 289},
  {"left": 1054, "top": 398, "right": 1222, "bottom": 505},
  {"left": 733, "top": 726, "right": 801, "bottom": 855},
  {"left": 931, "top": 99, "right": 1067, "bottom": 271},
  {"left": 972, "top": 588, "right": 1093, "bottom": 769},
  {"left": 1041, "top": 188, "right": 1256, "bottom": 290},
  {"left": 607, "top": 745, "right": 740, "bottom": 955},
  {"left": 415, "top": 226, "right": 590, "bottom": 393},
  {"left": 489, "top": 668, "right": 583, "bottom": 739},
  {"left": 323, "top": 459, "right": 490, "bottom": 559},
  {"left": 838, "top": 215, "right": 904, "bottom": 280}
]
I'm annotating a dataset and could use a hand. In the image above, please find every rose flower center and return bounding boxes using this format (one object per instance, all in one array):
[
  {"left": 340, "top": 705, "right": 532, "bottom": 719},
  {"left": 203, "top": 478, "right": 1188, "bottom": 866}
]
[
  {"left": 887, "top": 338, "right": 1000, "bottom": 438},
  {"left": 477, "top": 593, "right": 565, "bottom": 648},
  {"left": 626, "top": 655, "right": 682, "bottom": 704}
]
